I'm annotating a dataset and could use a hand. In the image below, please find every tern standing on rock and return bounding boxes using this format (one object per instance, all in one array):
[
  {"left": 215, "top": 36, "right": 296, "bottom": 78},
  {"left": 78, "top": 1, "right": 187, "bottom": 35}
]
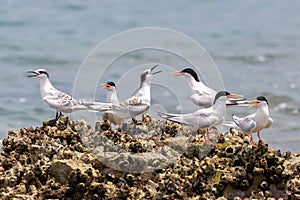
[
  {"left": 173, "top": 68, "right": 245, "bottom": 108},
  {"left": 232, "top": 96, "right": 273, "bottom": 146},
  {"left": 101, "top": 81, "right": 123, "bottom": 125},
  {"left": 86, "top": 64, "right": 162, "bottom": 122},
  {"left": 157, "top": 91, "right": 242, "bottom": 128},
  {"left": 27, "top": 69, "right": 89, "bottom": 123},
  {"left": 157, "top": 91, "right": 243, "bottom": 143}
]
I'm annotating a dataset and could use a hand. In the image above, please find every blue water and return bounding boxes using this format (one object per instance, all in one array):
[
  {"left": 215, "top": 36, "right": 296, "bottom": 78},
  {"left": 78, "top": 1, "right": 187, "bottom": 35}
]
[{"left": 1, "top": 0, "right": 300, "bottom": 152}]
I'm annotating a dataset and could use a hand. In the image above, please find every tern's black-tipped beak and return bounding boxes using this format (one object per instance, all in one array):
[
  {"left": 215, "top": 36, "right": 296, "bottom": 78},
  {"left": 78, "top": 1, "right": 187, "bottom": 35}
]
[
  {"left": 152, "top": 70, "right": 162, "bottom": 75},
  {"left": 27, "top": 71, "right": 38, "bottom": 78},
  {"left": 150, "top": 64, "right": 162, "bottom": 75}
]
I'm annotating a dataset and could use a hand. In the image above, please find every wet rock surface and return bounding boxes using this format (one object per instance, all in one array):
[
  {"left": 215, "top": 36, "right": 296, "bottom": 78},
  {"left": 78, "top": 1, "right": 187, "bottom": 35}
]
[{"left": 0, "top": 114, "right": 299, "bottom": 199}]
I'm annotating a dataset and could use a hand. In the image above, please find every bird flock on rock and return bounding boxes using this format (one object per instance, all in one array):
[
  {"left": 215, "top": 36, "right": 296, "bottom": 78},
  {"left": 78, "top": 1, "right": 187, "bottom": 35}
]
[{"left": 27, "top": 65, "right": 273, "bottom": 146}]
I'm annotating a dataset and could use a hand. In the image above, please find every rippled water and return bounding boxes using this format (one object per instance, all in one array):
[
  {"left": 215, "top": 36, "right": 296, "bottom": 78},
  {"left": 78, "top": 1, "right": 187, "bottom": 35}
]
[{"left": 0, "top": 0, "right": 300, "bottom": 152}]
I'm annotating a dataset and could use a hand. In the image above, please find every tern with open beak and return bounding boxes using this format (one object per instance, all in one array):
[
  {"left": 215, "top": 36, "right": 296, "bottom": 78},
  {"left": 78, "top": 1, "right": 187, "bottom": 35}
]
[
  {"left": 157, "top": 91, "right": 243, "bottom": 143},
  {"left": 27, "top": 69, "right": 88, "bottom": 123},
  {"left": 232, "top": 96, "right": 273, "bottom": 146}
]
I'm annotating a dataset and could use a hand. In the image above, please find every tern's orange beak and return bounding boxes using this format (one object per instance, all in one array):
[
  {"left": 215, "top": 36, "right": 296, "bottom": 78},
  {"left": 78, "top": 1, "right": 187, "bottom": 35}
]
[
  {"left": 249, "top": 99, "right": 259, "bottom": 108},
  {"left": 171, "top": 71, "right": 184, "bottom": 76},
  {"left": 227, "top": 93, "right": 245, "bottom": 101},
  {"left": 101, "top": 83, "right": 110, "bottom": 89}
]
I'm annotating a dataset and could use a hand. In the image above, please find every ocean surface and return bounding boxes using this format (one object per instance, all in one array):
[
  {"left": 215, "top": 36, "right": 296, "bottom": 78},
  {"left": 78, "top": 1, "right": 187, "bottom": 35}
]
[{"left": 0, "top": 0, "right": 300, "bottom": 152}]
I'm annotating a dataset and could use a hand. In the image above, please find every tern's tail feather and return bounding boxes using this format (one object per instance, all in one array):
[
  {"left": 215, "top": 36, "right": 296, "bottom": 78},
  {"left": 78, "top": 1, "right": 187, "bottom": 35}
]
[
  {"left": 225, "top": 98, "right": 248, "bottom": 107},
  {"left": 73, "top": 99, "right": 93, "bottom": 110},
  {"left": 232, "top": 114, "right": 242, "bottom": 125},
  {"left": 82, "top": 101, "right": 113, "bottom": 112},
  {"left": 156, "top": 111, "right": 188, "bottom": 125},
  {"left": 222, "top": 120, "right": 238, "bottom": 128}
]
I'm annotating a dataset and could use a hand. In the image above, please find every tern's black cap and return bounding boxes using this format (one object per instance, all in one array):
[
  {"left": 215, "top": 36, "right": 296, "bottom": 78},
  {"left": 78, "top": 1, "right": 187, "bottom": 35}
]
[
  {"left": 213, "top": 91, "right": 230, "bottom": 104},
  {"left": 106, "top": 81, "right": 116, "bottom": 88},
  {"left": 256, "top": 96, "right": 269, "bottom": 105},
  {"left": 181, "top": 68, "right": 200, "bottom": 82}
]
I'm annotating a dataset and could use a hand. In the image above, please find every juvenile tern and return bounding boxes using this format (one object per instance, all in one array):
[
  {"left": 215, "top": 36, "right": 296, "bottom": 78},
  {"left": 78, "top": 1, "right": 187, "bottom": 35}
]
[
  {"left": 86, "top": 64, "right": 162, "bottom": 122},
  {"left": 173, "top": 68, "right": 245, "bottom": 107},
  {"left": 101, "top": 81, "right": 123, "bottom": 125},
  {"left": 232, "top": 96, "right": 273, "bottom": 145},
  {"left": 27, "top": 69, "right": 88, "bottom": 123},
  {"left": 157, "top": 91, "right": 241, "bottom": 129}
]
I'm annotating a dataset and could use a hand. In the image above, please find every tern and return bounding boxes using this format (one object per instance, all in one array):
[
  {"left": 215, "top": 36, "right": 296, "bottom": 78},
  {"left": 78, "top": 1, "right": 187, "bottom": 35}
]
[
  {"left": 172, "top": 68, "right": 245, "bottom": 108},
  {"left": 157, "top": 91, "right": 241, "bottom": 128},
  {"left": 86, "top": 64, "right": 162, "bottom": 122},
  {"left": 101, "top": 81, "right": 123, "bottom": 125},
  {"left": 232, "top": 96, "right": 273, "bottom": 146},
  {"left": 27, "top": 69, "right": 88, "bottom": 123}
]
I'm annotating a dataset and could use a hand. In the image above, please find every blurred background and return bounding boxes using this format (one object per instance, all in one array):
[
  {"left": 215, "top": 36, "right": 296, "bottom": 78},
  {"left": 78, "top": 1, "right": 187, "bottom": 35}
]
[{"left": 0, "top": 0, "right": 299, "bottom": 152}]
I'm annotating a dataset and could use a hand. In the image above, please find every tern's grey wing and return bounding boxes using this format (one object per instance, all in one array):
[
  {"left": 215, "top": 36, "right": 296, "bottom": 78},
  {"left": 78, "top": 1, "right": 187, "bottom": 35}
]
[
  {"left": 43, "top": 90, "right": 87, "bottom": 112},
  {"left": 125, "top": 103, "right": 149, "bottom": 115},
  {"left": 194, "top": 86, "right": 216, "bottom": 96},
  {"left": 105, "top": 102, "right": 149, "bottom": 118},
  {"left": 157, "top": 109, "right": 218, "bottom": 128},
  {"left": 182, "top": 113, "right": 219, "bottom": 128},
  {"left": 123, "top": 94, "right": 146, "bottom": 106},
  {"left": 222, "top": 121, "right": 239, "bottom": 129},
  {"left": 232, "top": 114, "right": 256, "bottom": 132},
  {"left": 265, "top": 117, "right": 273, "bottom": 128},
  {"left": 156, "top": 111, "right": 191, "bottom": 126},
  {"left": 191, "top": 94, "right": 213, "bottom": 108}
]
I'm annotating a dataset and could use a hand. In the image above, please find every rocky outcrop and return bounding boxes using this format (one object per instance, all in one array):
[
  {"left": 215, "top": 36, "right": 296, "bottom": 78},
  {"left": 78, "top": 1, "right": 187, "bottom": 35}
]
[{"left": 0, "top": 115, "right": 299, "bottom": 199}]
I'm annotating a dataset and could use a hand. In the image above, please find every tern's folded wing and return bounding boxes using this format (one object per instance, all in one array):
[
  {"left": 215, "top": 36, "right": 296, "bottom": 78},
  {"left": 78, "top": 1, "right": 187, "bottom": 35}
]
[
  {"left": 222, "top": 121, "right": 239, "bottom": 128},
  {"left": 232, "top": 114, "right": 256, "bottom": 132},
  {"left": 43, "top": 91, "right": 88, "bottom": 111},
  {"left": 183, "top": 112, "right": 219, "bottom": 128},
  {"left": 156, "top": 109, "right": 218, "bottom": 128},
  {"left": 104, "top": 102, "right": 149, "bottom": 118},
  {"left": 265, "top": 117, "right": 273, "bottom": 128},
  {"left": 156, "top": 111, "right": 191, "bottom": 126}
]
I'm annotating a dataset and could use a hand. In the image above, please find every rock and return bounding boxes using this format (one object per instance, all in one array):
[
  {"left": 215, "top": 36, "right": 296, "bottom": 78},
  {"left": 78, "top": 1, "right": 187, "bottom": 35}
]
[
  {"left": 0, "top": 114, "right": 299, "bottom": 199},
  {"left": 50, "top": 160, "right": 76, "bottom": 185}
]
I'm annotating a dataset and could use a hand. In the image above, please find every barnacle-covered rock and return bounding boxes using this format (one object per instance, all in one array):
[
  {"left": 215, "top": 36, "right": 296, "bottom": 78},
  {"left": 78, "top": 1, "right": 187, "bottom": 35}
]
[{"left": 0, "top": 115, "right": 299, "bottom": 199}]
